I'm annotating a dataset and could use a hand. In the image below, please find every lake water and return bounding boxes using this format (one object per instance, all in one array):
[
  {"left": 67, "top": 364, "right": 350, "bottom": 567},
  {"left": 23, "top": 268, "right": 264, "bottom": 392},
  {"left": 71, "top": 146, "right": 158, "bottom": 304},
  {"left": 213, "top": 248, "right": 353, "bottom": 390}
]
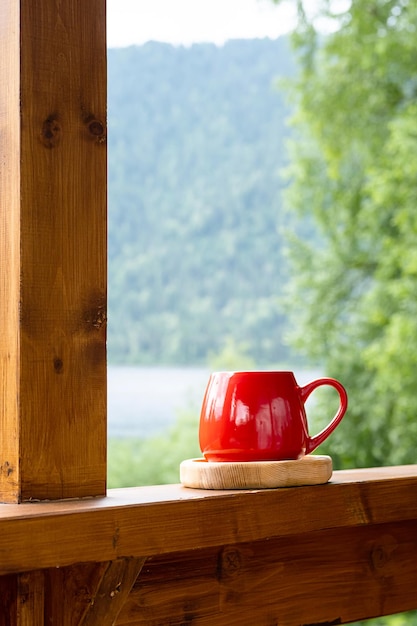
[{"left": 108, "top": 366, "right": 322, "bottom": 439}]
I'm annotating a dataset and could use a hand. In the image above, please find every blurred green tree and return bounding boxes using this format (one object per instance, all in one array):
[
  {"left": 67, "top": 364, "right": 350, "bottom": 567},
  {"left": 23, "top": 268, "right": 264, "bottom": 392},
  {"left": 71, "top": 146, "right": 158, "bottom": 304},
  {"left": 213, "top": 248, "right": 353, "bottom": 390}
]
[
  {"left": 107, "top": 39, "right": 297, "bottom": 367},
  {"left": 274, "top": 0, "right": 417, "bottom": 469},
  {"left": 108, "top": 404, "right": 201, "bottom": 488}
]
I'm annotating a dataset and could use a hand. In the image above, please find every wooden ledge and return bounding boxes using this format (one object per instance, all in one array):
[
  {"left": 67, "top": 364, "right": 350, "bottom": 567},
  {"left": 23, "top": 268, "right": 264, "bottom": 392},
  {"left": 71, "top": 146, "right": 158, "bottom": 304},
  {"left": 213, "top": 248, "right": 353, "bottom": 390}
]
[{"left": 0, "top": 465, "right": 416, "bottom": 575}]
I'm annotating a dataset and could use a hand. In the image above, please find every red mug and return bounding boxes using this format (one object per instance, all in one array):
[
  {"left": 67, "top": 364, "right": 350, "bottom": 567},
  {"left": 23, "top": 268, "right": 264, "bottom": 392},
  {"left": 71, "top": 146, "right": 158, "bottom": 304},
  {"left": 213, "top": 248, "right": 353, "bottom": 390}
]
[{"left": 199, "top": 371, "right": 348, "bottom": 462}]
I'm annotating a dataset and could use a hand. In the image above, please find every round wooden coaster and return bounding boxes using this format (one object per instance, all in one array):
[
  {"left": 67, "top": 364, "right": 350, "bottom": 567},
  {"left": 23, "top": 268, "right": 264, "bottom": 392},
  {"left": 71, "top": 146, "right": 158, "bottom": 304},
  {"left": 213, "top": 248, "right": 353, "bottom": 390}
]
[{"left": 180, "top": 455, "right": 332, "bottom": 490}]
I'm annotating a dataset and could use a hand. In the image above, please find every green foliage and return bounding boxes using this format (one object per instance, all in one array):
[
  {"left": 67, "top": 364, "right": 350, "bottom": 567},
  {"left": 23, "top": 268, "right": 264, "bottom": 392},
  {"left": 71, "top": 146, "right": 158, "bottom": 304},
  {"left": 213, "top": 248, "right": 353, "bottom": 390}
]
[
  {"left": 207, "top": 337, "right": 256, "bottom": 371},
  {"left": 279, "top": 0, "right": 417, "bottom": 470},
  {"left": 353, "top": 613, "right": 417, "bottom": 626},
  {"left": 108, "top": 404, "right": 201, "bottom": 488},
  {"left": 108, "top": 39, "right": 299, "bottom": 367}
]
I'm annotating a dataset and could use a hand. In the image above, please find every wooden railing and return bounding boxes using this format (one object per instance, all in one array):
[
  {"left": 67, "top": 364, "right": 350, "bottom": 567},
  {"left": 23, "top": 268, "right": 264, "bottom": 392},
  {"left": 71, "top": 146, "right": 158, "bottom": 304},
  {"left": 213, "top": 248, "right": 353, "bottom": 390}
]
[
  {"left": 1, "top": 2, "right": 416, "bottom": 624},
  {"left": 0, "top": 465, "right": 417, "bottom": 623}
]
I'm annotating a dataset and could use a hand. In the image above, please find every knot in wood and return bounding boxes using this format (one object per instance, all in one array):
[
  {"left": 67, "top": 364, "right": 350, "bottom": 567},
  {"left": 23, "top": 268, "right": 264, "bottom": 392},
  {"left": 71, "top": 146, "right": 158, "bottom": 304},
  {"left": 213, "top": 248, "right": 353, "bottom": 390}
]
[
  {"left": 371, "top": 544, "right": 388, "bottom": 569},
  {"left": 83, "top": 301, "right": 107, "bottom": 331},
  {"left": 92, "top": 306, "right": 107, "bottom": 330},
  {"left": 0, "top": 461, "right": 14, "bottom": 477},
  {"left": 218, "top": 547, "right": 242, "bottom": 579},
  {"left": 87, "top": 118, "right": 106, "bottom": 143},
  {"left": 53, "top": 357, "right": 64, "bottom": 374},
  {"left": 41, "top": 116, "right": 62, "bottom": 148},
  {"left": 369, "top": 534, "right": 397, "bottom": 574}
]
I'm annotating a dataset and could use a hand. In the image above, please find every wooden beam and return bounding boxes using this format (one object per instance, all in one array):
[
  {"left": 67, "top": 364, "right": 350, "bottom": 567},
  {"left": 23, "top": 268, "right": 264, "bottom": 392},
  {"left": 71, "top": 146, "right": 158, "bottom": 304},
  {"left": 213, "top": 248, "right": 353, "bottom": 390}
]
[
  {"left": 17, "top": 570, "right": 45, "bottom": 626},
  {"left": 0, "top": 0, "right": 21, "bottom": 505},
  {"left": 0, "top": 0, "right": 107, "bottom": 501},
  {"left": 0, "top": 575, "right": 18, "bottom": 626},
  {"left": 44, "top": 562, "right": 109, "bottom": 626},
  {"left": 119, "top": 521, "right": 417, "bottom": 625},
  {"left": 0, "top": 469, "right": 416, "bottom": 624},
  {"left": 0, "top": 467, "right": 415, "bottom": 574},
  {"left": 44, "top": 560, "right": 145, "bottom": 625},
  {"left": 0, "top": 559, "right": 145, "bottom": 625},
  {"left": 80, "top": 558, "right": 145, "bottom": 625}
]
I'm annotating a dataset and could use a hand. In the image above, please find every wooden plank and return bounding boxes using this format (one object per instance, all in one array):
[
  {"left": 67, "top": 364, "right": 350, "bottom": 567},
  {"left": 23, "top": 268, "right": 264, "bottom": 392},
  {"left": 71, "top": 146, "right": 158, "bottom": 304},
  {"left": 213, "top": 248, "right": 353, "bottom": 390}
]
[
  {"left": 0, "top": 560, "right": 144, "bottom": 625},
  {"left": 0, "top": 471, "right": 416, "bottom": 624},
  {"left": 16, "top": 570, "right": 45, "bottom": 625},
  {"left": 1, "top": 520, "right": 416, "bottom": 625},
  {"left": 44, "top": 562, "right": 109, "bottom": 626},
  {"left": 0, "top": 469, "right": 415, "bottom": 574},
  {"left": 0, "top": 0, "right": 21, "bottom": 504},
  {"left": 118, "top": 520, "right": 417, "bottom": 625},
  {"left": 0, "top": 571, "right": 44, "bottom": 626},
  {"left": 81, "top": 558, "right": 145, "bottom": 625},
  {"left": 0, "top": 574, "right": 17, "bottom": 626},
  {"left": 0, "top": 0, "right": 107, "bottom": 501}
]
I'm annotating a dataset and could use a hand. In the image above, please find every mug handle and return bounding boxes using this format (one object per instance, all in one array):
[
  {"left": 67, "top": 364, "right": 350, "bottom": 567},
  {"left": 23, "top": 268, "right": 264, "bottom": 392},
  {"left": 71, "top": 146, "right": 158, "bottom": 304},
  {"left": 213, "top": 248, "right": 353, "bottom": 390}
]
[{"left": 299, "top": 377, "right": 348, "bottom": 455}]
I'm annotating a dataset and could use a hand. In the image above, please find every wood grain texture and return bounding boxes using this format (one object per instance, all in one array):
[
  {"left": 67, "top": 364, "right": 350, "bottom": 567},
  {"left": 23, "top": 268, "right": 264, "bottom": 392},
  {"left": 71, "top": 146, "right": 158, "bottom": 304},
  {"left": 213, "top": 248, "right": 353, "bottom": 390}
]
[
  {"left": 0, "top": 559, "right": 144, "bottom": 626},
  {"left": 0, "top": 574, "right": 17, "bottom": 626},
  {"left": 118, "top": 520, "right": 417, "bottom": 625},
  {"left": 0, "top": 471, "right": 416, "bottom": 624},
  {"left": 0, "top": 0, "right": 21, "bottom": 503},
  {"left": 16, "top": 570, "right": 44, "bottom": 626},
  {"left": 180, "top": 455, "right": 332, "bottom": 489},
  {"left": 0, "top": 0, "right": 107, "bottom": 501},
  {"left": 0, "top": 468, "right": 415, "bottom": 575},
  {"left": 81, "top": 558, "right": 145, "bottom": 625},
  {"left": 44, "top": 562, "right": 109, "bottom": 626}
]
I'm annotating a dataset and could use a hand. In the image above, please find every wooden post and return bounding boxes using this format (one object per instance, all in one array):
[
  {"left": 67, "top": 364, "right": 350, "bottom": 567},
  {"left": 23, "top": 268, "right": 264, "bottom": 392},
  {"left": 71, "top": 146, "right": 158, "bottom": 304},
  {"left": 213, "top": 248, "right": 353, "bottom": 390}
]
[{"left": 0, "top": 0, "right": 107, "bottom": 502}]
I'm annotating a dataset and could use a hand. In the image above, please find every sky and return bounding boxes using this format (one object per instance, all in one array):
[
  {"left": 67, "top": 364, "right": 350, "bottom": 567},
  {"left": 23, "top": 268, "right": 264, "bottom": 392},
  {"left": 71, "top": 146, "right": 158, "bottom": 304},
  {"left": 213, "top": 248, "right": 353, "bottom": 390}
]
[{"left": 106, "top": 0, "right": 297, "bottom": 48}]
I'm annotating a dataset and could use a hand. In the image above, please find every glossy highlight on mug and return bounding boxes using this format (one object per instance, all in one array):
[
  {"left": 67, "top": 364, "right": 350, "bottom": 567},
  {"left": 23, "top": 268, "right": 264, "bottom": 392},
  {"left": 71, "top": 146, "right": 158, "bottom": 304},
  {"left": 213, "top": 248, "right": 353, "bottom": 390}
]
[{"left": 199, "top": 371, "right": 348, "bottom": 462}]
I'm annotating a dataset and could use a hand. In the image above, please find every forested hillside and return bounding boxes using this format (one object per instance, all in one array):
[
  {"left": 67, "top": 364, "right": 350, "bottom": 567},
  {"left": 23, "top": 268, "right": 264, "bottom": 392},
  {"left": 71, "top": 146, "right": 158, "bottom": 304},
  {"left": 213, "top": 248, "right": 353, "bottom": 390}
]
[{"left": 107, "top": 38, "right": 297, "bottom": 365}]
